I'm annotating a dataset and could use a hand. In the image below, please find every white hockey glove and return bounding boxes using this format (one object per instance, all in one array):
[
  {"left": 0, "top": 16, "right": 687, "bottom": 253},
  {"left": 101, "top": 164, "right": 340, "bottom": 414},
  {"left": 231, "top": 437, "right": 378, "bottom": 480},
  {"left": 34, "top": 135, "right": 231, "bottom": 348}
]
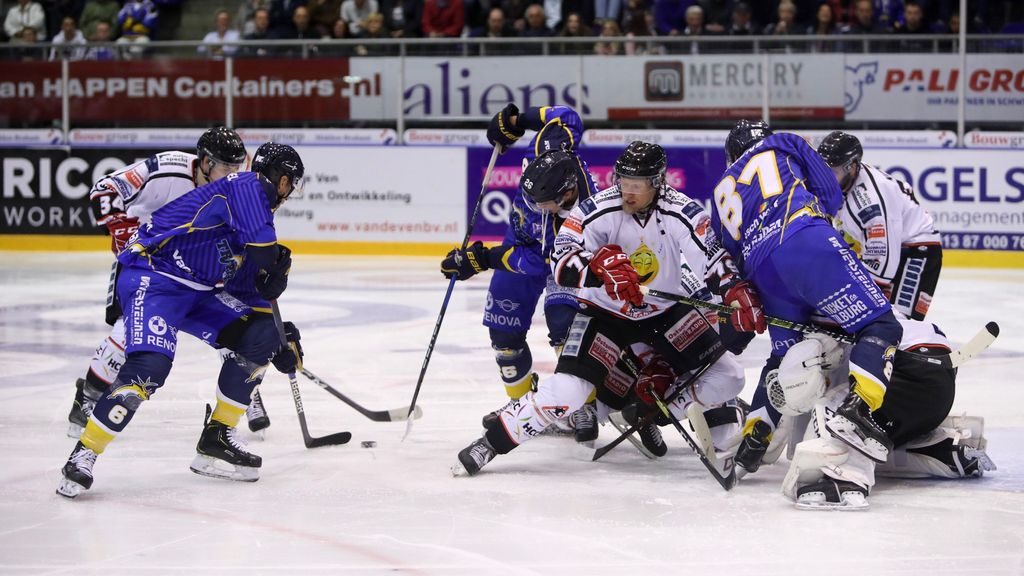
[{"left": 767, "top": 333, "right": 843, "bottom": 416}]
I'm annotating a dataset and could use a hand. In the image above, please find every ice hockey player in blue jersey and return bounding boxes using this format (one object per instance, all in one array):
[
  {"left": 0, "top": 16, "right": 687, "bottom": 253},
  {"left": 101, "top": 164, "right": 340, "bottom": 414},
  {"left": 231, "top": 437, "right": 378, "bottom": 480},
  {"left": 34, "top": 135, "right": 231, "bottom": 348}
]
[
  {"left": 57, "top": 143, "right": 305, "bottom": 498},
  {"left": 710, "top": 120, "right": 904, "bottom": 497},
  {"left": 440, "top": 104, "right": 599, "bottom": 429}
]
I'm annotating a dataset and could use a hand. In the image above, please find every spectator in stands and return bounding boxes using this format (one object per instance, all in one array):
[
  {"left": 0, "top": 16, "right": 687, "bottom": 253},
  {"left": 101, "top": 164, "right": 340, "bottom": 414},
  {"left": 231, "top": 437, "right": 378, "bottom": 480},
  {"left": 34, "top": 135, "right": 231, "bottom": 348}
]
[
  {"left": 341, "top": 0, "right": 378, "bottom": 35},
  {"left": 198, "top": 9, "right": 241, "bottom": 59},
  {"left": 623, "top": 2, "right": 660, "bottom": 55},
  {"left": 520, "top": 3, "right": 553, "bottom": 37},
  {"left": 269, "top": 0, "right": 308, "bottom": 36},
  {"left": 594, "top": 0, "right": 622, "bottom": 27},
  {"left": 79, "top": 0, "right": 119, "bottom": 39},
  {"left": 593, "top": 19, "right": 622, "bottom": 54},
  {"left": 653, "top": 0, "right": 691, "bottom": 37},
  {"left": 503, "top": 0, "right": 530, "bottom": 30},
  {"left": 11, "top": 26, "right": 43, "bottom": 60},
  {"left": 894, "top": 0, "right": 931, "bottom": 51},
  {"left": 765, "top": 0, "right": 800, "bottom": 35},
  {"left": 354, "top": 11, "right": 391, "bottom": 54},
  {"left": 843, "top": 0, "right": 889, "bottom": 33},
  {"left": 727, "top": 1, "right": 756, "bottom": 35},
  {"left": 243, "top": 8, "right": 273, "bottom": 56},
  {"left": 4, "top": 0, "right": 46, "bottom": 40},
  {"left": 276, "top": 5, "right": 323, "bottom": 56},
  {"left": 809, "top": 1, "right": 839, "bottom": 35},
  {"left": 308, "top": 0, "right": 343, "bottom": 36},
  {"left": 423, "top": 0, "right": 464, "bottom": 38},
  {"left": 84, "top": 20, "right": 117, "bottom": 59},
  {"left": 381, "top": 0, "right": 423, "bottom": 37},
  {"left": 555, "top": 12, "right": 592, "bottom": 54},
  {"left": 871, "top": 0, "right": 904, "bottom": 30},
  {"left": 50, "top": 16, "right": 87, "bottom": 60},
  {"left": 116, "top": 0, "right": 158, "bottom": 59},
  {"left": 236, "top": 0, "right": 271, "bottom": 35},
  {"left": 561, "top": 0, "right": 596, "bottom": 31},
  {"left": 471, "top": 6, "right": 518, "bottom": 54},
  {"left": 320, "top": 16, "right": 351, "bottom": 54},
  {"left": 700, "top": 0, "right": 728, "bottom": 32}
]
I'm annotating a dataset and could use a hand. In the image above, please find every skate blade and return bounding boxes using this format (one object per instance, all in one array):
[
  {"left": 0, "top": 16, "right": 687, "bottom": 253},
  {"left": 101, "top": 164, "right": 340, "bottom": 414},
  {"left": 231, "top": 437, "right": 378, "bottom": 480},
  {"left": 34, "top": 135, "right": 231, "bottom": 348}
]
[
  {"left": 56, "top": 477, "right": 86, "bottom": 499},
  {"left": 189, "top": 454, "right": 260, "bottom": 482},
  {"left": 247, "top": 418, "right": 270, "bottom": 434},
  {"left": 825, "top": 417, "right": 889, "bottom": 463},
  {"left": 66, "top": 422, "right": 84, "bottom": 439},
  {"left": 249, "top": 429, "right": 266, "bottom": 442},
  {"left": 796, "top": 493, "right": 869, "bottom": 511}
]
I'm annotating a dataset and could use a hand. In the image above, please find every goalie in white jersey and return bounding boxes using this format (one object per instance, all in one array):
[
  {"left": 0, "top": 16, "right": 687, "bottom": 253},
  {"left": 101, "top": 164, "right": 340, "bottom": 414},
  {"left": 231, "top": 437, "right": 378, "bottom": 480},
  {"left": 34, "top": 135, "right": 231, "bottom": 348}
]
[
  {"left": 65, "top": 128, "right": 296, "bottom": 441},
  {"left": 818, "top": 131, "right": 942, "bottom": 320},
  {"left": 768, "top": 317, "right": 994, "bottom": 510},
  {"left": 454, "top": 141, "right": 763, "bottom": 476}
]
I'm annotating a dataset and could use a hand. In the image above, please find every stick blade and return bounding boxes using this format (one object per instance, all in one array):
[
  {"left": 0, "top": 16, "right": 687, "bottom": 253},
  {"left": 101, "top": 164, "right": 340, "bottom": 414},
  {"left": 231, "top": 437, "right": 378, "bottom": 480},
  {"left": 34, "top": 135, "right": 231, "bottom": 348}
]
[
  {"left": 950, "top": 321, "right": 1001, "bottom": 368},
  {"left": 306, "top": 431, "right": 352, "bottom": 448}
]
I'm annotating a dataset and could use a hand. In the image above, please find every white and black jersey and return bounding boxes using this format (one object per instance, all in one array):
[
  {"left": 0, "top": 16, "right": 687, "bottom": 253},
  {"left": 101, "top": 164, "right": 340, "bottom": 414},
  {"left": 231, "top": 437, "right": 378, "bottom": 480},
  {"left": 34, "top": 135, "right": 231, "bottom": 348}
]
[
  {"left": 90, "top": 151, "right": 199, "bottom": 226},
  {"left": 835, "top": 163, "right": 941, "bottom": 286},
  {"left": 552, "top": 185, "right": 729, "bottom": 321}
]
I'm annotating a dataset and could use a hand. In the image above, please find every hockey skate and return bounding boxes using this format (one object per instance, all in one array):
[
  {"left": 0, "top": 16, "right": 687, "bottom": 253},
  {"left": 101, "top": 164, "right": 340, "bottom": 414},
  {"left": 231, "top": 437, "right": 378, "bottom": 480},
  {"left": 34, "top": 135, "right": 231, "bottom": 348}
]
[
  {"left": 735, "top": 419, "right": 773, "bottom": 476},
  {"left": 190, "top": 405, "right": 261, "bottom": 482},
  {"left": 453, "top": 437, "right": 497, "bottom": 477},
  {"left": 825, "top": 392, "right": 893, "bottom": 463},
  {"left": 246, "top": 389, "right": 270, "bottom": 435},
  {"left": 57, "top": 441, "right": 98, "bottom": 499},
  {"left": 569, "top": 402, "right": 598, "bottom": 446},
  {"left": 615, "top": 403, "right": 667, "bottom": 458},
  {"left": 907, "top": 437, "right": 996, "bottom": 478},
  {"left": 796, "top": 478, "right": 869, "bottom": 511},
  {"left": 67, "top": 378, "right": 103, "bottom": 438}
]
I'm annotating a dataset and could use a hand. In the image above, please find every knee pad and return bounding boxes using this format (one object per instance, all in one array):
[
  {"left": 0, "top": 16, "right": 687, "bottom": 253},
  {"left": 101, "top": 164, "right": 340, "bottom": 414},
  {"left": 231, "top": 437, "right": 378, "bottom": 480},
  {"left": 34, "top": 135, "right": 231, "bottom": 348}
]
[
  {"left": 490, "top": 329, "right": 532, "bottom": 387},
  {"left": 232, "top": 315, "right": 280, "bottom": 367},
  {"left": 544, "top": 304, "right": 577, "bottom": 347}
]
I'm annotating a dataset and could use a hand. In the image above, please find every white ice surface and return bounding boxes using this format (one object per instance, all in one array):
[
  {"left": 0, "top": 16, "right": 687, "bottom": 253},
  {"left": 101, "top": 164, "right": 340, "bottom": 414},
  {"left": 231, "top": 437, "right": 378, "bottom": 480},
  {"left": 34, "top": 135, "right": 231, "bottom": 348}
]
[{"left": 1, "top": 252, "right": 1022, "bottom": 576}]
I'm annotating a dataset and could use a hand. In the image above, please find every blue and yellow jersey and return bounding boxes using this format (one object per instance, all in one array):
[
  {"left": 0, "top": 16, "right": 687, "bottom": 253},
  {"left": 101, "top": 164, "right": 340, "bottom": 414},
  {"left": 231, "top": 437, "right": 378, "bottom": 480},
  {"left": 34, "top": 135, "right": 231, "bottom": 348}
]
[
  {"left": 119, "top": 172, "right": 276, "bottom": 288},
  {"left": 711, "top": 132, "right": 842, "bottom": 274},
  {"left": 498, "top": 105, "right": 600, "bottom": 277}
]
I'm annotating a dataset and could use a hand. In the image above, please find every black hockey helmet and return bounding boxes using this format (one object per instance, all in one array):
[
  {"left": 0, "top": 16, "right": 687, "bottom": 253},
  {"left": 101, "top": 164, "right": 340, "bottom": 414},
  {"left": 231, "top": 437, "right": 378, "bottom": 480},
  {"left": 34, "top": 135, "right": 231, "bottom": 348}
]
[
  {"left": 520, "top": 150, "right": 579, "bottom": 213},
  {"left": 614, "top": 141, "right": 667, "bottom": 187},
  {"left": 817, "top": 131, "right": 863, "bottom": 168},
  {"left": 725, "top": 119, "right": 773, "bottom": 164},
  {"left": 252, "top": 142, "right": 305, "bottom": 209},
  {"left": 197, "top": 126, "right": 247, "bottom": 166}
]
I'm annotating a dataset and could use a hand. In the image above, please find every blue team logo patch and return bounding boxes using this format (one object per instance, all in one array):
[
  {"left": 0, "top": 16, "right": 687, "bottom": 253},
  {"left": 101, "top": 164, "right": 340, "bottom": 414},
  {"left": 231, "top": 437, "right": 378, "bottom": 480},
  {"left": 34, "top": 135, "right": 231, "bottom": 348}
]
[
  {"left": 144, "top": 156, "right": 159, "bottom": 172},
  {"left": 578, "top": 197, "right": 598, "bottom": 216},
  {"left": 495, "top": 298, "right": 520, "bottom": 313},
  {"left": 682, "top": 202, "right": 703, "bottom": 218},
  {"left": 857, "top": 205, "right": 883, "bottom": 222}
]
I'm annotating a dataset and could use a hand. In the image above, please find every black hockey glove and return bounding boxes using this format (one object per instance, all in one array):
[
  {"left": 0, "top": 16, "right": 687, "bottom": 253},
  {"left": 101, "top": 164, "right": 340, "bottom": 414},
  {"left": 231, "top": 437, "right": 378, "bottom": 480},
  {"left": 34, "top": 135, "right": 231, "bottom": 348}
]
[
  {"left": 486, "top": 103, "right": 525, "bottom": 154},
  {"left": 272, "top": 321, "right": 304, "bottom": 374},
  {"left": 256, "top": 244, "right": 292, "bottom": 301},
  {"left": 441, "top": 241, "right": 491, "bottom": 281}
]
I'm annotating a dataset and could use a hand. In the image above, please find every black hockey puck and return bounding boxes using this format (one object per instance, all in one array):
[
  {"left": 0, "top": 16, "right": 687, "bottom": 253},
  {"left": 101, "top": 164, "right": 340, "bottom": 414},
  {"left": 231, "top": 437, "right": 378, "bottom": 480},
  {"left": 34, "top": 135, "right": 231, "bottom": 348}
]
[{"left": 361, "top": 441, "right": 376, "bottom": 448}]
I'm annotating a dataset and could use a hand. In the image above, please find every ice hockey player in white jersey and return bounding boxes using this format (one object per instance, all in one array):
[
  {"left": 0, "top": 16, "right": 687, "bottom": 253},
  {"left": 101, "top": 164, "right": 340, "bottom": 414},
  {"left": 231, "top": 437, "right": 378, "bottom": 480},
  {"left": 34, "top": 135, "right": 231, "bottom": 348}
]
[
  {"left": 454, "top": 141, "right": 755, "bottom": 476},
  {"left": 65, "top": 128, "right": 289, "bottom": 440},
  {"left": 818, "top": 131, "right": 942, "bottom": 320},
  {"left": 770, "top": 318, "right": 994, "bottom": 510}
]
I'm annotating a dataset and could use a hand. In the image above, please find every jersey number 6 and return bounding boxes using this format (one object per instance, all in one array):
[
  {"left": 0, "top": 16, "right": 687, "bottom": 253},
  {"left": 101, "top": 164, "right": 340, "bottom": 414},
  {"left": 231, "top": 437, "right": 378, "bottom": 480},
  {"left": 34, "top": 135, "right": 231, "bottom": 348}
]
[{"left": 714, "top": 150, "right": 784, "bottom": 240}]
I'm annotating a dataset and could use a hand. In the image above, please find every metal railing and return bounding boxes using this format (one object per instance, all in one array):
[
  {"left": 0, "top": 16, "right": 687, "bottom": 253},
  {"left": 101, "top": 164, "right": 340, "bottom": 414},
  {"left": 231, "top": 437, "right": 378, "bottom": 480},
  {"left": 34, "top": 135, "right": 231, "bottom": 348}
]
[{"left": 1, "top": 33, "right": 1021, "bottom": 142}]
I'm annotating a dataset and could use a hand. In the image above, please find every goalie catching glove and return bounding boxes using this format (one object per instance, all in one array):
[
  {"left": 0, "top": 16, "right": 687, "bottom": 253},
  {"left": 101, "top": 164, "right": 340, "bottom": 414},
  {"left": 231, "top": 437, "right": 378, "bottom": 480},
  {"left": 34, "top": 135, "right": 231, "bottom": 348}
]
[
  {"left": 272, "top": 321, "right": 304, "bottom": 374},
  {"left": 767, "top": 333, "right": 844, "bottom": 416},
  {"left": 588, "top": 245, "right": 643, "bottom": 307},
  {"left": 440, "top": 241, "right": 511, "bottom": 281}
]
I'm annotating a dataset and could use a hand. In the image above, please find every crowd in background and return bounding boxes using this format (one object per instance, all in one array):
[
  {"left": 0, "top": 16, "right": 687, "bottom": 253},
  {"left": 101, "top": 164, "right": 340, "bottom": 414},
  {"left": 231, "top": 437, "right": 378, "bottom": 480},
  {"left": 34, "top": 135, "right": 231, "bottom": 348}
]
[{"left": 2, "top": 0, "right": 1022, "bottom": 60}]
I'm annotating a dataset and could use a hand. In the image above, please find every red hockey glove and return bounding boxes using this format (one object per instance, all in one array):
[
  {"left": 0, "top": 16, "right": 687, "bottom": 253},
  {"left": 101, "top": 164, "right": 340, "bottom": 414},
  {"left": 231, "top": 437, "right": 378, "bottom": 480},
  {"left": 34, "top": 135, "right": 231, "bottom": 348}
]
[
  {"left": 635, "top": 356, "right": 675, "bottom": 405},
  {"left": 106, "top": 215, "right": 140, "bottom": 253},
  {"left": 588, "top": 245, "right": 643, "bottom": 307},
  {"left": 724, "top": 280, "right": 766, "bottom": 333}
]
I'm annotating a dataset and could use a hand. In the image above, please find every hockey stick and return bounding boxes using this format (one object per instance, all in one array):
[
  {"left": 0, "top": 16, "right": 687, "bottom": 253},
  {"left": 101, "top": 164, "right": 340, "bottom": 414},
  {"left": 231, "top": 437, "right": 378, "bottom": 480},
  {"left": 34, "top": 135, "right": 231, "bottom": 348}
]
[
  {"left": 592, "top": 350, "right": 722, "bottom": 461},
  {"left": 650, "top": 386, "right": 737, "bottom": 491},
  {"left": 402, "top": 144, "right": 501, "bottom": 441},
  {"left": 639, "top": 287, "right": 999, "bottom": 370},
  {"left": 301, "top": 368, "right": 424, "bottom": 423},
  {"left": 271, "top": 302, "right": 352, "bottom": 449}
]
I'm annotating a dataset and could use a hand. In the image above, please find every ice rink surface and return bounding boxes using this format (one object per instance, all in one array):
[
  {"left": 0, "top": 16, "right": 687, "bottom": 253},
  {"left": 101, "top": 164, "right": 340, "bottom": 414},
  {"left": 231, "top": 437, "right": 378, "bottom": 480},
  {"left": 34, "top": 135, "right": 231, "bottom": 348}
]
[{"left": 1, "top": 252, "right": 1022, "bottom": 576}]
